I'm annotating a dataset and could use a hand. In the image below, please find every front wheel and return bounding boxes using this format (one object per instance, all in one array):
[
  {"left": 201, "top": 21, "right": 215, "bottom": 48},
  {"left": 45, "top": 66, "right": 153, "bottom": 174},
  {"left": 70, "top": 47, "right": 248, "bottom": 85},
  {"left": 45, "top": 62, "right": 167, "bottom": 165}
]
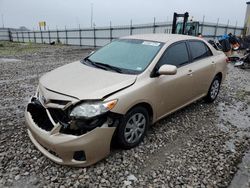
[
  {"left": 205, "top": 75, "right": 221, "bottom": 103},
  {"left": 116, "top": 107, "right": 149, "bottom": 149}
]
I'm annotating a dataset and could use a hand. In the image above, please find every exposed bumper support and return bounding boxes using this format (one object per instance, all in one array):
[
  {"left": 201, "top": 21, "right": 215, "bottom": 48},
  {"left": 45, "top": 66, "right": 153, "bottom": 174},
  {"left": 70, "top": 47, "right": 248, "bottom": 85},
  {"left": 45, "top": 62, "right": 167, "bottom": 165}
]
[{"left": 25, "top": 110, "right": 116, "bottom": 167}]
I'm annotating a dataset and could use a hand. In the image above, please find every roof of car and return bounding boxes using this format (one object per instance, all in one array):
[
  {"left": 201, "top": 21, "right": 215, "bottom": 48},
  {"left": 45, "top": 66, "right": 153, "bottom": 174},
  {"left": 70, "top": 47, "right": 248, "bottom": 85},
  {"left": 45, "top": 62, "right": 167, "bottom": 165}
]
[{"left": 122, "top": 34, "right": 202, "bottom": 43}]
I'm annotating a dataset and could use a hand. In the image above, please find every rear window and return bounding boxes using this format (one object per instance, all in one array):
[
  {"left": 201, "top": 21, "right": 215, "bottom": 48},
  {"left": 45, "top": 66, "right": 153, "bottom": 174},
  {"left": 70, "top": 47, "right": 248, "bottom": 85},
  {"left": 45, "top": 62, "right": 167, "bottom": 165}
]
[{"left": 189, "top": 41, "right": 212, "bottom": 61}]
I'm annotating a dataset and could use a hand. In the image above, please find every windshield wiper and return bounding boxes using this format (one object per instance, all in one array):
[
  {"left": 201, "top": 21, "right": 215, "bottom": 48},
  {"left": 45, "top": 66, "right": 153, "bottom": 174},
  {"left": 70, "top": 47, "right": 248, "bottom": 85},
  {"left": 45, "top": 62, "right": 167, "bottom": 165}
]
[
  {"left": 83, "top": 57, "right": 96, "bottom": 66},
  {"left": 84, "top": 57, "right": 123, "bottom": 73},
  {"left": 93, "top": 62, "right": 123, "bottom": 73}
]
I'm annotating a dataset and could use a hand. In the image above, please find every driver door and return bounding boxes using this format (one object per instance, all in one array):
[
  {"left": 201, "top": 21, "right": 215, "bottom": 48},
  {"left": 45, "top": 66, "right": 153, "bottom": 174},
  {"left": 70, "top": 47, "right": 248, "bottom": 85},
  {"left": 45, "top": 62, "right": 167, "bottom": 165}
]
[{"left": 154, "top": 41, "right": 196, "bottom": 119}]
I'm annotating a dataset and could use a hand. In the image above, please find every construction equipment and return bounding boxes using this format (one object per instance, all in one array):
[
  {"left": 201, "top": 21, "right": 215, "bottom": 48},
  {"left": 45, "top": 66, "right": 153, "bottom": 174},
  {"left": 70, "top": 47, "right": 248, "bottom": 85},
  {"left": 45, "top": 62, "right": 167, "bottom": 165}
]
[{"left": 172, "top": 12, "right": 200, "bottom": 36}]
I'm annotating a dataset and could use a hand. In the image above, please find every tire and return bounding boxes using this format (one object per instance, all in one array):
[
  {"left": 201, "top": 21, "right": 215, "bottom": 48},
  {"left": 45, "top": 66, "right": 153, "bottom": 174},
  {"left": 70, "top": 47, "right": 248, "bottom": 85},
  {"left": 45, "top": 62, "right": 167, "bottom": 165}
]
[
  {"left": 240, "top": 62, "right": 249, "bottom": 69},
  {"left": 116, "top": 106, "right": 149, "bottom": 149},
  {"left": 205, "top": 75, "right": 221, "bottom": 103}
]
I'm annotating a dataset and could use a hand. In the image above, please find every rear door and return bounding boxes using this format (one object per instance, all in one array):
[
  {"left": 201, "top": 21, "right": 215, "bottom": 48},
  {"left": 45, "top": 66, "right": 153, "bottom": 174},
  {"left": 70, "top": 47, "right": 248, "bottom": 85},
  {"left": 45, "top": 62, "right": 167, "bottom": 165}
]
[{"left": 187, "top": 40, "right": 216, "bottom": 97}]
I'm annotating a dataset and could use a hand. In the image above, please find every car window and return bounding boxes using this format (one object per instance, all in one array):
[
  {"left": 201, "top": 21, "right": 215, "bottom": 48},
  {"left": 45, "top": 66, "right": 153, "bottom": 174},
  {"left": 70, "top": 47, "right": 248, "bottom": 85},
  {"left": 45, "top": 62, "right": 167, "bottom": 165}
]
[
  {"left": 158, "top": 42, "right": 189, "bottom": 68},
  {"left": 189, "top": 41, "right": 212, "bottom": 61}
]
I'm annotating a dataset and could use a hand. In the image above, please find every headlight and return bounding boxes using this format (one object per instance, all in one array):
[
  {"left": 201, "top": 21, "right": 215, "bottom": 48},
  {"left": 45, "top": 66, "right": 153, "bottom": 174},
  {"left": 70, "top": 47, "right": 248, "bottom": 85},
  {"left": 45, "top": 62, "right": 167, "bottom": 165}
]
[{"left": 70, "top": 100, "right": 117, "bottom": 119}]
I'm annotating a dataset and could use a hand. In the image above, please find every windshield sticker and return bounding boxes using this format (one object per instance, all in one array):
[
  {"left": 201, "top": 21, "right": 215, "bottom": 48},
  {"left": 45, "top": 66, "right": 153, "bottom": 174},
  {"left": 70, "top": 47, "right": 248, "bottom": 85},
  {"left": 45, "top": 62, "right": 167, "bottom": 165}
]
[
  {"left": 136, "top": 67, "right": 142, "bottom": 71},
  {"left": 142, "top": 41, "right": 160, "bottom": 47}
]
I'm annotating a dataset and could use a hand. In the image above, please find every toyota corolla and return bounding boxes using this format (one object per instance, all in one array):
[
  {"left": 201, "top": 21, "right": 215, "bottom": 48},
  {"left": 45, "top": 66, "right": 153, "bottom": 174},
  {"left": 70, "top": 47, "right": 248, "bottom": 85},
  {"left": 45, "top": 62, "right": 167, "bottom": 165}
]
[{"left": 25, "top": 34, "right": 227, "bottom": 166}]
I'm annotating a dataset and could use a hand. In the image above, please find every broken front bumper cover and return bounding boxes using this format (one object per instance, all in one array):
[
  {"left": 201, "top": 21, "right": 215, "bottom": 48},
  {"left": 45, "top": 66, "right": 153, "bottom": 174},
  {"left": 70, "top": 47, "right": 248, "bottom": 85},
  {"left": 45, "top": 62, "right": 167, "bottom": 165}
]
[{"left": 25, "top": 104, "right": 116, "bottom": 167}]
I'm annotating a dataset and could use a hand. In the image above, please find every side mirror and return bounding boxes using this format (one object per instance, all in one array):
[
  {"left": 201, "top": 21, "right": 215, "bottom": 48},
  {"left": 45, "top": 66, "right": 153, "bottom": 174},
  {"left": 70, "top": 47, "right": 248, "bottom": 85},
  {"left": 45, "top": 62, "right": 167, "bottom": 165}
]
[{"left": 158, "top": 64, "right": 177, "bottom": 75}]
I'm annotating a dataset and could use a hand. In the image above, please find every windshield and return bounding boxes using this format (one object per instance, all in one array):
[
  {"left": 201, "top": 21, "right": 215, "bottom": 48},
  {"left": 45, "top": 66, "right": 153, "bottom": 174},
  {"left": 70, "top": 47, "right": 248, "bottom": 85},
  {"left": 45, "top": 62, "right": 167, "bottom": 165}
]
[{"left": 86, "top": 39, "right": 163, "bottom": 74}]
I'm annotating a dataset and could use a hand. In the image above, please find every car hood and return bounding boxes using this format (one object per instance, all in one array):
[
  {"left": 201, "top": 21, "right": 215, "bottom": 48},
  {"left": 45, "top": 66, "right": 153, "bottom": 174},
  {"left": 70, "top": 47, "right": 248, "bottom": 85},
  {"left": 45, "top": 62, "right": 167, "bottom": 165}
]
[{"left": 39, "top": 61, "right": 137, "bottom": 100}]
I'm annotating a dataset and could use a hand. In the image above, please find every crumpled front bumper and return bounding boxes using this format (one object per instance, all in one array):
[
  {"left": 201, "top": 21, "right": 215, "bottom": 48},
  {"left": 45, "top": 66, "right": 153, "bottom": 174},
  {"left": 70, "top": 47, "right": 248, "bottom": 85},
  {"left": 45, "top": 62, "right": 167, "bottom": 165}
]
[{"left": 25, "top": 102, "right": 116, "bottom": 167}]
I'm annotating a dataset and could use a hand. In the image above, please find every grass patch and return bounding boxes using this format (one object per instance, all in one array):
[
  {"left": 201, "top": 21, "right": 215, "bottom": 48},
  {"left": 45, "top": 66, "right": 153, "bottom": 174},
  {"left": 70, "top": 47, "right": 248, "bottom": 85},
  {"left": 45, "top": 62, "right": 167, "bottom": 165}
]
[
  {"left": 0, "top": 41, "right": 44, "bottom": 56},
  {"left": 235, "top": 90, "right": 247, "bottom": 101}
]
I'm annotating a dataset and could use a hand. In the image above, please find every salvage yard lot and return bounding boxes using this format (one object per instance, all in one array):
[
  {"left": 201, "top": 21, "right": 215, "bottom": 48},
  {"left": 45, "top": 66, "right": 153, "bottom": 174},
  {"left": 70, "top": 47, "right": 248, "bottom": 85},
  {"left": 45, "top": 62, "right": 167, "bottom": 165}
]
[{"left": 0, "top": 42, "right": 249, "bottom": 187}]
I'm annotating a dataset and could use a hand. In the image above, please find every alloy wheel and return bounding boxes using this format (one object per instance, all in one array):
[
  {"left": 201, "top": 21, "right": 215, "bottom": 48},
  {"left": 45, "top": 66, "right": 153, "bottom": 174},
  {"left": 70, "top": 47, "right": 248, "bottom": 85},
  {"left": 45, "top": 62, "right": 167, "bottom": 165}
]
[
  {"left": 124, "top": 113, "right": 146, "bottom": 144},
  {"left": 210, "top": 79, "right": 220, "bottom": 99}
]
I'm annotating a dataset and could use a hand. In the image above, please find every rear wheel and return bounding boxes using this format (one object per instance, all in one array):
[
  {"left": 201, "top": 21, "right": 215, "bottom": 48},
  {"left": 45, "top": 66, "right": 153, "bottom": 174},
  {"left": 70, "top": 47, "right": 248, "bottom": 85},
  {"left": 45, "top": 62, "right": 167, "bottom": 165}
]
[
  {"left": 205, "top": 75, "right": 221, "bottom": 103},
  {"left": 240, "top": 62, "right": 249, "bottom": 69},
  {"left": 116, "top": 107, "right": 149, "bottom": 149}
]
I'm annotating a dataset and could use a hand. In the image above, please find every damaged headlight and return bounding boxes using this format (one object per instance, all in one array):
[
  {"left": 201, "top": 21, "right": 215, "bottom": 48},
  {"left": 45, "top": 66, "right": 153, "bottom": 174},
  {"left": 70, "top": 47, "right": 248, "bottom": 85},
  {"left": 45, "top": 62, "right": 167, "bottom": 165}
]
[{"left": 70, "top": 100, "right": 117, "bottom": 119}]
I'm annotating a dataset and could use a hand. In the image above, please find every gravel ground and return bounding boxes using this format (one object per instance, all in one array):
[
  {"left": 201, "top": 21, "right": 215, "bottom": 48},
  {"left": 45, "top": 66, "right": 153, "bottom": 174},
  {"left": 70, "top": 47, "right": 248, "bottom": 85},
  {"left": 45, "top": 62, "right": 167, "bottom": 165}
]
[{"left": 0, "top": 42, "right": 249, "bottom": 188}]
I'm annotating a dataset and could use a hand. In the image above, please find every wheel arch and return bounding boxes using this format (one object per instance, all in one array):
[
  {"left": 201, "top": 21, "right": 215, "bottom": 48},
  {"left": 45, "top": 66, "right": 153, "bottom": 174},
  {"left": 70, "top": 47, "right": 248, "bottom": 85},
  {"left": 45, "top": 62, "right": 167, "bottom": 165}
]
[
  {"left": 215, "top": 72, "right": 223, "bottom": 81},
  {"left": 126, "top": 102, "right": 154, "bottom": 125}
]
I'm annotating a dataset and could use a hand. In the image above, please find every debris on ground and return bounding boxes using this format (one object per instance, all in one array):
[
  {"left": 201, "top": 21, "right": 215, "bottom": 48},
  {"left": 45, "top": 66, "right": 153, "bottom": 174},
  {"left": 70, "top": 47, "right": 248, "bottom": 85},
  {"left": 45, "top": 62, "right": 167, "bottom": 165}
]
[{"left": 0, "top": 42, "right": 249, "bottom": 187}]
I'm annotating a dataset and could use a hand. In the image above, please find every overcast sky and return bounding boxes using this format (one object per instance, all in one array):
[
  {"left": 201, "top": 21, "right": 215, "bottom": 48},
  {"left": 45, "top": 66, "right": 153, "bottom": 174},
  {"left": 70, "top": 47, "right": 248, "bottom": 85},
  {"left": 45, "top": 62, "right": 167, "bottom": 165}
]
[{"left": 0, "top": 0, "right": 248, "bottom": 30}]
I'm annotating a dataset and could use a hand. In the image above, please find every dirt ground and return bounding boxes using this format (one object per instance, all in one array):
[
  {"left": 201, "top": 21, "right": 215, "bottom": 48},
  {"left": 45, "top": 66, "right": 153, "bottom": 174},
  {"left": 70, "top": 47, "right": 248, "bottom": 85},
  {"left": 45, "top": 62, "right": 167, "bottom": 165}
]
[{"left": 0, "top": 42, "right": 249, "bottom": 188}]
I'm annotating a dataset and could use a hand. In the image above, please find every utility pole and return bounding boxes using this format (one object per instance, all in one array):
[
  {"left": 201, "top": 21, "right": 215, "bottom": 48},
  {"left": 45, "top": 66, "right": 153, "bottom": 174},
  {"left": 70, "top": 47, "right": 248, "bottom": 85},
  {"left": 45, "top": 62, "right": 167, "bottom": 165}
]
[
  {"left": 1, "top": 14, "right": 4, "bottom": 28},
  {"left": 90, "top": 3, "right": 93, "bottom": 28}
]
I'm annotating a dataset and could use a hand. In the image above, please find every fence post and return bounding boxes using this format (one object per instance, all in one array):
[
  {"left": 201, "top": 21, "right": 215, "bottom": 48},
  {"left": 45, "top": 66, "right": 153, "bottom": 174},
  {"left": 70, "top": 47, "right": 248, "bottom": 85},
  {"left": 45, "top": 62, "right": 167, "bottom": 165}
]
[
  {"left": 153, "top": 17, "right": 156, "bottom": 34},
  {"left": 8, "top": 29, "right": 12, "bottom": 42},
  {"left": 110, "top": 21, "right": 113, "bottom": 42},
  {"left": 48, "top": 27, "right": 51, "bottom": 44},
  {"left": 79, "top": 24, "right": 82, "bottom": 46},
  {"left": 201, "top": 15, "right": 205, "bottom": 35},
  {"left": 22, "top": 32, "right": 24, "bottom": 42},
  {"left": 65, "top": 26, "right": 68, "bottom": 45},
  {"left": 130, "top": 19, "right": 133, "bottom": 35},
  {"left": 56, "top": 28, "right": 59, "bottom": 43},
  {"left": 93, "top": 26, "right": 96, "bottom": 48},
  {"left": 28, "top": 32, "right": 30, "bottom": 42},
  {"left": 214, "top": 18, "right": 219, "bottom": 39},
  {"left": 34, "top": 31, "right": 36, "bottom": 43},
  {"left": 17, "top": 32, "right": 19, "bottom": 42},
  {"left": 225, "top": 19, "right": 229, "bottom": 34},
  {"left": 233, "top": 21, "right": 237, "bottom": 35},
  {"left": 41, "top": 30, "right": 43, "bottom": 43},
  {"left": 165, "top": 19, "right": 169, "bottom": 34}
]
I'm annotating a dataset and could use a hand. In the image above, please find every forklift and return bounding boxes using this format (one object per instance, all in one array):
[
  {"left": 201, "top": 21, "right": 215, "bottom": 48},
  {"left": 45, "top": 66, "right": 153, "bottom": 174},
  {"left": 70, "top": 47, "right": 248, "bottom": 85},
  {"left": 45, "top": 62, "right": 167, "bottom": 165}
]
[{"left": 172, "top": 12, "right": 200, "bottom": 36}]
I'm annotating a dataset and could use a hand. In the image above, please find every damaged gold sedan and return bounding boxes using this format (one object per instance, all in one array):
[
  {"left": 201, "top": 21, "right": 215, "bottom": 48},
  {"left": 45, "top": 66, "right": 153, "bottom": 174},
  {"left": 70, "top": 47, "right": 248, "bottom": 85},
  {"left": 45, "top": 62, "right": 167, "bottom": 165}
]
[{"left": 25, "top": 34, "right": 227, "bottom": 166}]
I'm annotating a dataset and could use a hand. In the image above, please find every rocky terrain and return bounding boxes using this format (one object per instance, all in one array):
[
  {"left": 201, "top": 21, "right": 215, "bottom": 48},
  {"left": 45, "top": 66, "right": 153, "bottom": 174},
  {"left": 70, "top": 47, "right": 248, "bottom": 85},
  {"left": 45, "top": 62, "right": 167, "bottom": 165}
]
[{"left": 0, "top": 42, "right": 249, "bottom": 188}]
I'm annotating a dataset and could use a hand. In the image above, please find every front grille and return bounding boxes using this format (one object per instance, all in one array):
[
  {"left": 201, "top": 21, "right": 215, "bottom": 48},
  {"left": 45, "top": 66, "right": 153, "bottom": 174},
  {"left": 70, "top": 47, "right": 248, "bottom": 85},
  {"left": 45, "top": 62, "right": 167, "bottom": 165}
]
[
  {"left": 49, "top": 99, "right": 70, "bottom": 106},
  {"left": 27, "top": 98, "right": 111, "bottom": 136},
  {"left": 27, "top": 99, "right": 54, "bottom": 131}
]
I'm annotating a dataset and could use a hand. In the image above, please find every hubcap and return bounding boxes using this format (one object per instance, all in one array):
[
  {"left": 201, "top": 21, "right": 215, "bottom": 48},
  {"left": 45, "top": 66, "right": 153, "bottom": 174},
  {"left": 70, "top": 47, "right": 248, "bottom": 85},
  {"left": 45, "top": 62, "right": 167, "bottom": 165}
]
[
  {"left": 124, "top": 113, "right": 146, "bottom": 144},
  {"left": 210, "top": 79, "right": 220, "bottom": 99}
]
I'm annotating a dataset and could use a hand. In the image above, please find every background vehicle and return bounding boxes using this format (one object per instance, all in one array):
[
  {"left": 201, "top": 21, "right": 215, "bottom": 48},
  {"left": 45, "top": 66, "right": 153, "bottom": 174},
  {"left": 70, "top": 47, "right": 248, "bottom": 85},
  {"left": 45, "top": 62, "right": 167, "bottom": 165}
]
[{"left": 172, "top": 12, "right": 200, "bottom": 36}]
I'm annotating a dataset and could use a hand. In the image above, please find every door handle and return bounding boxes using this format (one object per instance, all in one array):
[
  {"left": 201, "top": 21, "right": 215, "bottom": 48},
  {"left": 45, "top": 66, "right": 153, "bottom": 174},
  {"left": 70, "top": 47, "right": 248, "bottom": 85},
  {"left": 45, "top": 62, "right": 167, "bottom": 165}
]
[{"left": 187, "top": 69, "right": 193, "bottom": 76}]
